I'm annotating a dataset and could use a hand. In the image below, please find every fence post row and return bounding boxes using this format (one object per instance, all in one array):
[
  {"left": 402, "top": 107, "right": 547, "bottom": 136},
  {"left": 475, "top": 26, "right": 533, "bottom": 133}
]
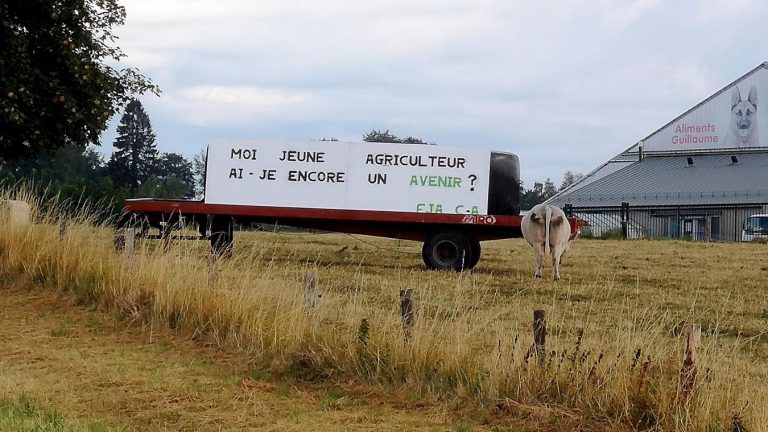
[{"left": 400, "top": 289, "right": 415, "bottom": 344}]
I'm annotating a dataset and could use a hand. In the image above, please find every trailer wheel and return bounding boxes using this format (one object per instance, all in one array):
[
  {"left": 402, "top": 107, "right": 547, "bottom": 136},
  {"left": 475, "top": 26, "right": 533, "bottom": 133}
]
[
  {"left": 210, "top": 216, "right": 234, "bottom": 258},
  {"left": 467, "top": 239, "right": 481, "bottom": 269},
  {"left": 422, "top": 231, "right": 472, "bottom": 271}
]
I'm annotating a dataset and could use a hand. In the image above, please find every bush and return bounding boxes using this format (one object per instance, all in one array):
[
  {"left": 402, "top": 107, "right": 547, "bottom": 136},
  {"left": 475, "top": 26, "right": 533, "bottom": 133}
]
[{"left": 579, "top": 227, "right": 624, "bottom": 240}]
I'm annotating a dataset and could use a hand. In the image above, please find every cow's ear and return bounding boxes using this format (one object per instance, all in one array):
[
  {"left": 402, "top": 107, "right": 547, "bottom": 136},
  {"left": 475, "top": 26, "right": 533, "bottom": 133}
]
[
  {"left": 748, "top": 85, "right": 758, "bottom": 105},
  {"left": 731, "top": 86, "right": 742, "bottom": 108},
  {"left": 551, "top": 215, "right": 564, "bottom": 226}
]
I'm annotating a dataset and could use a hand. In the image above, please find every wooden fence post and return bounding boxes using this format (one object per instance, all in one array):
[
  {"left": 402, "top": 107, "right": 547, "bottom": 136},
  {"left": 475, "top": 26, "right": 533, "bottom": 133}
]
[
  {"left": 680, "top": 324, "right": 701, "bottom": 405},
  {"left": 124, "top": 228, "right": 136, "bottom": 258},
  {"left": 303, "top": 271, "right": 320, "bottom": 314},
  {"left": 357, "top": 318, "right": 370, "bottom": 346},
  {"left": 400, "top": 289, "right": 415, "bottom": 344},
  {"left": 533, "top": 310, "right": 547, "bottom": 361}
]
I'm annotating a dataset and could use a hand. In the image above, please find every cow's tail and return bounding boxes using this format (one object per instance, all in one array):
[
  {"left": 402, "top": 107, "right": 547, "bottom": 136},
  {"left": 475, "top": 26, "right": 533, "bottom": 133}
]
[{"left": 545, "top": 205, "right": 552, "bottom": 256}]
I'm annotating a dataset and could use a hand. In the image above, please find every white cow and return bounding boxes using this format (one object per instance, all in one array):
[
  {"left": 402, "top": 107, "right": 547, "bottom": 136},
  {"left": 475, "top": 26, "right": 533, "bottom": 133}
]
[{"left": 521, "top": 204, "right": 572, "bottom": 280}]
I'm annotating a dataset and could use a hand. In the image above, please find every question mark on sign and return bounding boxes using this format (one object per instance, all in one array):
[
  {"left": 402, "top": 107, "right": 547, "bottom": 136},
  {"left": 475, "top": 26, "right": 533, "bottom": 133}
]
[{"left": 468, "top": 174, "right": 477, "bottom": 191}]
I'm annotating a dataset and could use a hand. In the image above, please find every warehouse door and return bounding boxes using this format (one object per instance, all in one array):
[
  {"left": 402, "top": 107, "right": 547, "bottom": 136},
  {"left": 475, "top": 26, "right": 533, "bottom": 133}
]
[
  {"left": 682, "top": 217, "right": 706, "bottom": 241},
  {"left": 681, "top": 216, "right": 720, "bottom": 241}
]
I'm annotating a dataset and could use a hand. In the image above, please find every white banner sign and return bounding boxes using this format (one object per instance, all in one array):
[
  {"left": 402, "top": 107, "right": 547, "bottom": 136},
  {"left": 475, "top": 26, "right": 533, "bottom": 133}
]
[
  {"left": 205, "top": 139, "right": 492, "bottom": 215},
  {"left": 643, "top": 67, "right": 767, "bottom": 152}
]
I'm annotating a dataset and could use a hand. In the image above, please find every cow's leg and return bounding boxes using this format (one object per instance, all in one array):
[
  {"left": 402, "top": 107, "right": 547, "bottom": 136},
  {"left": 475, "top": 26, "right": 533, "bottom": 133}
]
[
  {"left": 533, "top": 243, "right": 544, "bottom": 278},
  {"left": 552, "top": 244, "right": 565, "bottom": 281},
  {"left": 561, "top": 240, "right": 571, "bottom": 263}
]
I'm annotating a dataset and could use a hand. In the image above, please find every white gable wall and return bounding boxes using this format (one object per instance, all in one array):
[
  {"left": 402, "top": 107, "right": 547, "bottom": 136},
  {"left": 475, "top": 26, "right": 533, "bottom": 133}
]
[{"left": 641, "top": 66, "right": 767, "bottom": 153}]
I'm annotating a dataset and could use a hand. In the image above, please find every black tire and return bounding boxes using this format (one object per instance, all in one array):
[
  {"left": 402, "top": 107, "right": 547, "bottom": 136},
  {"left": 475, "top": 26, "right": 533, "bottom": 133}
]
[
  {"left": 422, "top": 231, "right": 472, "bottom": 272},
  {"left": 210, "top": 216, "right": 234, "bottom": 257},
  {"left": 466, "top": 239, "right": 481, "bottom": 269}
]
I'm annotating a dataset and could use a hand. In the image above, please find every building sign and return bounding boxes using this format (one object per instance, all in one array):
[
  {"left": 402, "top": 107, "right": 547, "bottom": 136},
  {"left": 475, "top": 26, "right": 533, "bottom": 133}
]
[
  {"left": 205, "top": 139, "right": 492, "bottom": 215},
  {"left": 643, "top": 67, "right": 767, "bottom": 152}
]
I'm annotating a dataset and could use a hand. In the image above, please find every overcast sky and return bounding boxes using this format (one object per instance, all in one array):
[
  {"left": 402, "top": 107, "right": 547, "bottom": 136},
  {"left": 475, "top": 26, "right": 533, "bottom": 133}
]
[{"left": 101, "top": 0, "right": 768, "bottom": 187}]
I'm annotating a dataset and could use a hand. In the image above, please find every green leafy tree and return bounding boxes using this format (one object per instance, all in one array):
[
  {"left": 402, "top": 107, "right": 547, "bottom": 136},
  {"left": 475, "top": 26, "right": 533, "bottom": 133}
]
[
  {"left": 192, "top": 149, "right": 207, "bottom": 198},
  {"left": 0, "top": 0, "right": 158, "bottom": 161},
  {"left": 107, "top": 99, "right": 157, "bottom": 190},
  {"left": 520, "top": 178, "right": 557, "bottom": 210},
  {"left": 400, "top": 136, "right": 429, "bottom": 144},
  {"left": 155, "top": 152, "right": 194, "bottom": 198},
  {"left": 362, "top": 129, "right": 432, "bottom": 144},
  {"left": 542, "top": 178, "right": 557, "bottom": 198},
  {"left": 362, "top": 129, "right": 401, "bottom": 143},
  {"left": 0, "top": 144, "right": 128, "bottom": 216},
  {"left": 559, "top": 170, "right": 585, "bottom": 191},
  {"left": 135, "top": 174, "right": 189, "bottom": 199},
  {"left": 1, "top": 144, "right": 104, "bottom": 189}
]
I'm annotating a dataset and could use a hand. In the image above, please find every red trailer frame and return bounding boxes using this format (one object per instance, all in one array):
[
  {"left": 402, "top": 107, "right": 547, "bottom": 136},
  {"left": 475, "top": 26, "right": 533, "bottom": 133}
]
[{"left": 120, "top": 198, "right": 587, "bottom": 271}]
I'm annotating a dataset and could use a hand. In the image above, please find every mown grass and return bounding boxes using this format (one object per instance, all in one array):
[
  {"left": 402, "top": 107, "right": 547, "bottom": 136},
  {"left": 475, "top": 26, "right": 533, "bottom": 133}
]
[
  {"left": 0, "top": 187, "right": 767, "bottom": 431},
  {"left": 0, "top": 394, "right": 121, "bottom": 432}
]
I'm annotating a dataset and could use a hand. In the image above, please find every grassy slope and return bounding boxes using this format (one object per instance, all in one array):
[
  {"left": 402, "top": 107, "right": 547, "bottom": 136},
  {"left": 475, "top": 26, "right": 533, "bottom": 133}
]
[{"left": 0, "top": 287, "right": 536, "bottom": 432}]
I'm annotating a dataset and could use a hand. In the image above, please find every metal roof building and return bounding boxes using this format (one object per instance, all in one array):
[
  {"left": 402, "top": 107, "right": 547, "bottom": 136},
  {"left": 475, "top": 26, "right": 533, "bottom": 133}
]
[
  {"left": 552, "top": 153, "right": 768, "bottom": 207},
  {"left": 548, "top": 62, "right": 768, "bottom": 241}
]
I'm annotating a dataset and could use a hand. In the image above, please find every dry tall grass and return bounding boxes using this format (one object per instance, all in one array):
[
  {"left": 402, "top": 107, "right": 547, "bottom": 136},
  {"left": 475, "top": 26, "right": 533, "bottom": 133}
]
[{"left": 0, "top": 187, "right": 766, "bottom": 431}]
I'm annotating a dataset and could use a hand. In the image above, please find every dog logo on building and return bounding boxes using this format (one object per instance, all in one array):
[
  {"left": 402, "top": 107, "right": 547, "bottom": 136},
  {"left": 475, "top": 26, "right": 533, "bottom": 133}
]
[{"left": 725, "top": 85, "right": 758, "bottom": 148}]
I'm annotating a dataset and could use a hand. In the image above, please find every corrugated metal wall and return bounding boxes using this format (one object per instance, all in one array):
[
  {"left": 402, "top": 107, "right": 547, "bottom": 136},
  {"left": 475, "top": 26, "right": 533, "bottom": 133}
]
[{"left": 569, "top": 204, "right": 765, "bottom": 242}]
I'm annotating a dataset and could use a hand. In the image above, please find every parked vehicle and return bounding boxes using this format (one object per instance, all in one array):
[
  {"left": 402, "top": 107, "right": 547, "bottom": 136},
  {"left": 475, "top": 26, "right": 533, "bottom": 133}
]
[
  {"left": 742, "top": 214, "right": 768, "bottom": 241},
  {"left": 119, "top": 139, "right": 587, "bottom": 271}
]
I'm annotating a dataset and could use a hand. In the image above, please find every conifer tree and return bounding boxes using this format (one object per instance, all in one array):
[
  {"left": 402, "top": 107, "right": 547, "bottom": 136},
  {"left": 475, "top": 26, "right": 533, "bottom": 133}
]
[{"left": 107, "top": 99, "right": 157, "bottom": 190}]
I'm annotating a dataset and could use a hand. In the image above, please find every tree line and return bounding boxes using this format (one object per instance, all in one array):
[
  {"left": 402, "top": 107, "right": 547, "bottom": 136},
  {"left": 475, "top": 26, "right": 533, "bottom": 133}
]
[
  {"left": 519, "top": 171, "right": 584, "bottom": 210},
  {"left": 0, "top": 99, "right": 205, "bottom": 214}
]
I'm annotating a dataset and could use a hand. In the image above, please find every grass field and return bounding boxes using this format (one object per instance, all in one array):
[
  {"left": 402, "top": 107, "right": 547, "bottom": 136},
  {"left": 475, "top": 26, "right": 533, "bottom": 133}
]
[{"left": 1, "top": 194, "right": 767, "bottom": 431}]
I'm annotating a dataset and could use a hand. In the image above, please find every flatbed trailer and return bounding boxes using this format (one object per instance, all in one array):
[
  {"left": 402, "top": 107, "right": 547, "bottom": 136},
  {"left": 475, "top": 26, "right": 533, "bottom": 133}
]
[
  {"left": 119, "top": 199, "right": 587, "bottom": 271},
  {"left": 119, "top": 139, "right": 587, "bottom": 270}
]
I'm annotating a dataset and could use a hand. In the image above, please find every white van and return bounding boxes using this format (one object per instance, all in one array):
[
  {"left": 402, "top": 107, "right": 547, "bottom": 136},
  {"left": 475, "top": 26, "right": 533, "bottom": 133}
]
[{"left": 741, "top": 214, "right": 768, "bottom": 241}]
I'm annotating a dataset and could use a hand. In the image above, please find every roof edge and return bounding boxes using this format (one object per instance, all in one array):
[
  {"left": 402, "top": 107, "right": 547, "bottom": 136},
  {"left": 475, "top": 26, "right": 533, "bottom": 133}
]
[{"left": 547, "top": 158, "right": 636, "bottom": 203}]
